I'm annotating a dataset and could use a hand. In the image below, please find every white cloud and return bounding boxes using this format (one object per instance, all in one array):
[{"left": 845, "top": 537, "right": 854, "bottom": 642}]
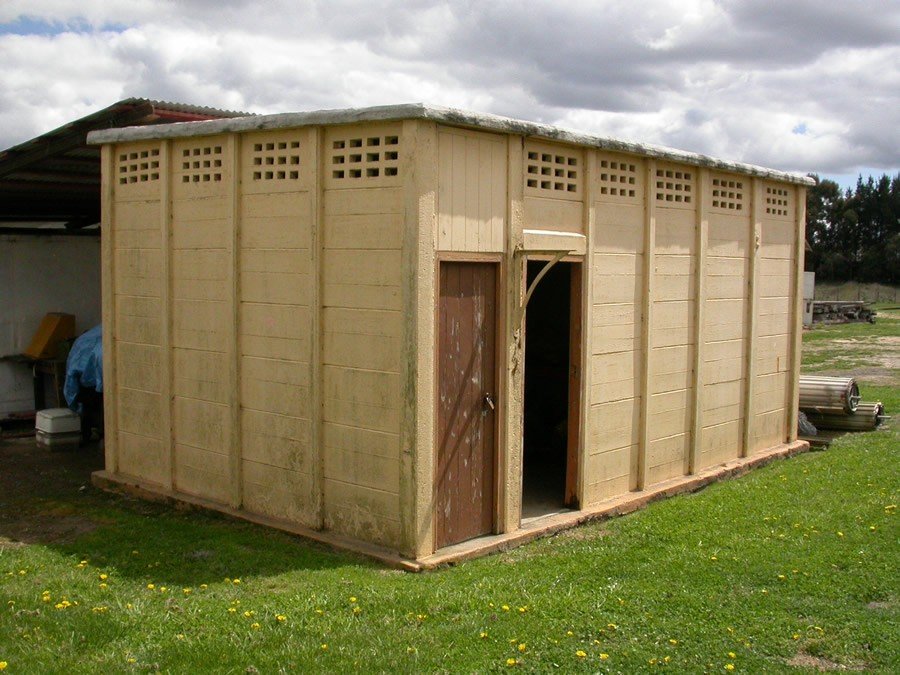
[{"left": 0, "top": 0, "right": 897, "bottom": 179}]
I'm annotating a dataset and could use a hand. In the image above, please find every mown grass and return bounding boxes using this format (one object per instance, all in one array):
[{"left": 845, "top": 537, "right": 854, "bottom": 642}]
[
  {"left": 1, "top": 331, "right": 897, "bottom": 673},
  {"left": 801, "top": 306, "right": 900, "bottom": 378}
]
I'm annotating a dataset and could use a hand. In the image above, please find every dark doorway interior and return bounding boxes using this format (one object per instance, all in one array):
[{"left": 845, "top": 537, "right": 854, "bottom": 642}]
[{"left": 522, "top": 260, "right": 577, "bottom": 520}]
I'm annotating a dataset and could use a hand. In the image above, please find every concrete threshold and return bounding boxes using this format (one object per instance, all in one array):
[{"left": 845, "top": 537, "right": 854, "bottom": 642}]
[{"left": 93, "top": 439, "right": 808, "bottom": 573}]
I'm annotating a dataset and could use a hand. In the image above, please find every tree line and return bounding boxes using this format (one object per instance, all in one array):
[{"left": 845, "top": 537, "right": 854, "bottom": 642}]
[{"left": 806, "top": 173, "right": 900, "bottom": 284}]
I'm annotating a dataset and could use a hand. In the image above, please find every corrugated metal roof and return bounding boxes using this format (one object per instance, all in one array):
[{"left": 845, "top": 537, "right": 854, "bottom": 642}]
[{"left": 0, "top": 98, "right": 251, "bottom": 227}]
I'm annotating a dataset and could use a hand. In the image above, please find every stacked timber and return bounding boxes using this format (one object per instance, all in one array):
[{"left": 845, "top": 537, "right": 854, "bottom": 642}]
[{"left": 799, "top": 375, "right": 887, "bottom": 433}]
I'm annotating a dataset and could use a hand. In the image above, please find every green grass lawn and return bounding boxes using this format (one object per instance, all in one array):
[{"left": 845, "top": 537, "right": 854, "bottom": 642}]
[{"left": 1, "top": 325, "right": 897, "bottom": 673}]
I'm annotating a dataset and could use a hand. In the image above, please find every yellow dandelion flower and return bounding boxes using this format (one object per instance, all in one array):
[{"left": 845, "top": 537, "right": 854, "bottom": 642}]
[
  {"left": 600, "top": 653, "right": 609, "bottom": 660},
  {"left": 183, "top": 588, "right": 192, "bottom": 595},
  {"left": 728, "top": 652, "right": 736, "bottom": 658},
  {"left": 276, "top": 614, "right": 286, "bottom": 622},
  {"left": 566, "top": 630, "right": 574, "bottom": 637},
  {"left": 99, "top": 583, "right": 108, "bottom": 590},
  {"left": 126, "top": 658, "right": 136, "bottom": 664},
  {"left": 0, "top": 661, "right": 6, "bottom": 670},
  {"left": 407, "top": 646, "right": 416, "bottom": 654},
  {"left": 502, "top": 604, "right": 510, "bottom": 611},
  {"left": 126, "top": 603, "right": 133, "bottom": 609},
  {"left": 176, "top": 634, "right": 185, "bottom": 640},
  {"left": 243, "top": 610, "right": 254, "bottom": 618},
  {"left": 792, "top": 634, "right": 800, "bottom": 640},
  {"left": 18, "top": 569, "right": 26, "bottom": 575},
  {"left": 664, "top": 656, "right": 671, "bottom": 663},
  {"left": 518, "top": 643, "right": 527, "bottom": 653},
  {"left": 349, "top": 596, "right": 357, "bottom": 603},
  {"left": 607, "top": 623, "right": 617, "bottom": 630},
  {"left": 99, "top": 573, "right": 108, "bottom": 581},
  {"left": 480, "top": 631, "right": 488, "bottom": 639},
  {"left": 725, "top": 664, "right": 735, "bottom": 671},
  {"left": 353, "top": 606, "right": 362, "bottom": 615},
  {"left": 159, "top": 587, "right": 167, "bottom": 593},
  {"left": 576, "top": 650, "right": 587, "bottom": 658},
  {"left": 506, "top": 658, "right": 517, "bottom": 666},
  {"left": 837, "top": 532, "right": 844, "bottom": 537},
  {"left": 315, "top": 608, "right": 324, "bottom": 614},
  {"left": 251, "top": 622, "right": 260, "bottom": 630},
  {"left": 146, "top": 584, "right": 155, "bottom": 590},
  {"left": 321, "top": 644, "right": 328, "bottom": 651},
  {"left": 669, "top": 639, "right": 678, "bottom": 645},
  {"left": 518, "top": 606, "right": 528, "bottom": 613},
  {"left": 200, "top": 584, "right": 208, "bottom": 589},
  {"left": 416, "top": 613, "right": 426, "bottom": 621},
  {"left": 710, "top": 555, "right": 718, "bottom": 561},
  {"left": 649, "top": 657, "right": 658, "bottom": 665},
  {"left": 228, "top": 607, "right": 237, "bottom": 613},
  {"left": 777, "top": 574, "right": 786, "bottom": 580},
  {"left": 232, "top": 579, "right": 241, "bottom": 585},
  {"left": 869, "top": 525, "right": 876, "bottom": 531}
]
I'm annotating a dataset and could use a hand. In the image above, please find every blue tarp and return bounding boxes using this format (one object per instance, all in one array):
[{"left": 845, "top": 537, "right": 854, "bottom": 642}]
[{"left": 64, "top": 325, "right": 103, "bottom": 409}]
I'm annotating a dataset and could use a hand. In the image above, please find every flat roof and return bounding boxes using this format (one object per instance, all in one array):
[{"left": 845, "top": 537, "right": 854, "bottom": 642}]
[{"left": 88, "top": 103, "right": 814, "bottom": 186}]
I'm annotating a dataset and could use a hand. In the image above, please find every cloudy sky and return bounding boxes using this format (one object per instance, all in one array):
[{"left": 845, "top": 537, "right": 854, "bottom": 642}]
[{"left": 1, "top": 0, "right": 898, "bottom": 188}]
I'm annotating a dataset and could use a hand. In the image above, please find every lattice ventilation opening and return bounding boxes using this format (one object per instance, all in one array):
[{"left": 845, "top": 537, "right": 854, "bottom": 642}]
[
  {"left": 331, "top": 135, "right": 400, "bottom": 181},
  {"left": 117, "top": 148, "right": 160, "bottom": 185},
  {"left": 251, "top": 140, "right": 301, "bottom": 181},
  {"left": 598, "top": 158, "right": 638, "bottom": 199},
  {"left": 525, "top": 149, "right": 580, "bottom": 195},
  {"left": 180, "top": 145, "right": 224, "bottom": 183},
  {"left": 711, "top": 177, "right": 745, "bottom": 212},
  {"left": 765, "top": 186, "right": 791, "bottom": 217},
  {"left": 655, "top": 167, "right": 693, "bottom": 205}
]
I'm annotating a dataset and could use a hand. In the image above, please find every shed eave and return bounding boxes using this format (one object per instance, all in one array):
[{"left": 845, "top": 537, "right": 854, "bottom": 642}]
[{"left": 87, "top": 103, "right": 815, "bottom": 186}]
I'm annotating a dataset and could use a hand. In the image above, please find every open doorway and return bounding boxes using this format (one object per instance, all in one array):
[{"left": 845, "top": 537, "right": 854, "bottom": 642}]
[{"left": 522, "top": 259, "right": 581, "bottom": 520}]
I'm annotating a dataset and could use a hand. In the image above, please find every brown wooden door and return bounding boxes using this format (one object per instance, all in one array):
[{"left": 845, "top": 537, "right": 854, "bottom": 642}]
[{"left": 436, "top": 262, "right": 497, "bottom": 549}]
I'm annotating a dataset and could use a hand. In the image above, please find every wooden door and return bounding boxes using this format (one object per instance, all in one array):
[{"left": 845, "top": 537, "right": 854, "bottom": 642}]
[{"left": 435, "top": 262, "right": 497, "bottom": 549}]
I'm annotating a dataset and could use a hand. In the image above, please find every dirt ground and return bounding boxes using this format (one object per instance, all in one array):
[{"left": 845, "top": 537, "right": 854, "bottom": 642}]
[{"left": 0, "top": 435, "right": 104, "bottom": 547}]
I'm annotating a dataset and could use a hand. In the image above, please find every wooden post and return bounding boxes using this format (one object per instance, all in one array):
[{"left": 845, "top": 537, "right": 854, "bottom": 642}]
[
  {"left": 786, "top": 186, "right": 807, "bottom": 442},
  {"left": 688, "top": 169, "right": 708, "bottom": 474},
  {"left": 227, "top": 134, "right": 243, "bottom": 509},
  {"left": 159, "top": 140, "right": 174, "bottom": 491},
  {"left": 310, "top": 126, "right": 325, "bottom": 529},
  {"left": 502, "top": 135, "right": 526, "bottom": 533},
  {"left": 100, "top": 144, "right": 118, "bottom": 476},
  {"left": 576, "top": 149, "right": 597, "bottom": 504},
  {"left": 741, "top": 178, "right": 762, "bottom": 457},
  {"left": 637, "top": 159, "right": 657, "bottom": 490},
  {"left": 399, "top": 119, "right": 438, "bottom": 558}
]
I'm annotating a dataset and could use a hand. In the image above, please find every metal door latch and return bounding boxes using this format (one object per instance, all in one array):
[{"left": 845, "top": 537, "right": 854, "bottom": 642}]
[{"left": 483, "top": 393, "right": 495, "bottom": 411}]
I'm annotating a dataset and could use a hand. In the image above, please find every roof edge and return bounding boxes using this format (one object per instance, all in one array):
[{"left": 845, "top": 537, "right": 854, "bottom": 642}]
[{"left": 87, "top": 103, "right": 815, "bottom": 186}]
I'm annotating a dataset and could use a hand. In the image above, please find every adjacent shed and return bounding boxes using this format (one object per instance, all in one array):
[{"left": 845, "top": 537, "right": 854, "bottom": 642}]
[{"left": 88, "top": 104, "right": 812, "bottom": 562}]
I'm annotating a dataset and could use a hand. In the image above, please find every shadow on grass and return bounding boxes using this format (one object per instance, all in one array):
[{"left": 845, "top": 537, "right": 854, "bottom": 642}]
[{"left": 0, "top": 437, "right": 374, "bottom": 585}]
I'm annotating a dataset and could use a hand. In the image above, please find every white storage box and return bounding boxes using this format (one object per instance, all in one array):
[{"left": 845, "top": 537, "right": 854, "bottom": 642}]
[{"left": 35, "top": 408, "right": 81, "bottom": 434}]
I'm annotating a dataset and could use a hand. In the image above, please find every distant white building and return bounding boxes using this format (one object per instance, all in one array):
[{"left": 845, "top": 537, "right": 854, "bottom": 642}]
[{"left": 803, "top": 271, "right": 815, "bottom": 326}]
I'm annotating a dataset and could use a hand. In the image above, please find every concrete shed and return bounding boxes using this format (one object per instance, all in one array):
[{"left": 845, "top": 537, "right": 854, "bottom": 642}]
[{"left": 88, "top": 104, "right": 811, "bottom": 564}]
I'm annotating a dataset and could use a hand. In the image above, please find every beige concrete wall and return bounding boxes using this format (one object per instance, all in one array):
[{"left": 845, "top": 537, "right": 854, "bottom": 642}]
[
  {"left": 586, "top": 152, "right": 645, "bottom": 502},
  {"left": 752, "top": 182, "right": 797, "bottom": 451},
  {"left": 699, "top": 173, "right": 751, "bottom": 469},
  {"left": 109, "top": 142, "right": 168, "bottom": 487},
  {"left": 238, "top": 128, "right": 317, "bottom": 525},
  {"left": 104, "top": 123, "right": 409, "bottom": 551},
  {"left": 320, "top": 123, "right": 406, "bottom": 547}
]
